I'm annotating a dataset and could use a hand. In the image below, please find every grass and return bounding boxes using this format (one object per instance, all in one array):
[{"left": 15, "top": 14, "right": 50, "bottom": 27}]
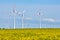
[{"left": 0, "top": 28, "right": 60, "bottom": 40}]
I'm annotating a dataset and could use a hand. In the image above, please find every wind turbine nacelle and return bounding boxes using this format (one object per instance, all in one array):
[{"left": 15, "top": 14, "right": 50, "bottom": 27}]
[{"left": 13, "top": 10, "right": 17, "bottom": 13}]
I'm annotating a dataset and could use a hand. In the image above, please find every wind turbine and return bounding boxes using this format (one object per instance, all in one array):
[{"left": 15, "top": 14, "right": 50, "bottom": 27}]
[
  {"left": 12, "top": 8, "right": 17, "bottom": 29},
  {"left": 37, "top": 12, "right": 43, "bottom": 28},
  {"left": 10, "top": 8, "right": 17, "bottom": 29},
  {"left": 17, "top": 10, "right": 26, "bottom": 28},
  {"left": 21, "top": 10, "right": 26, "bottom": 28}
]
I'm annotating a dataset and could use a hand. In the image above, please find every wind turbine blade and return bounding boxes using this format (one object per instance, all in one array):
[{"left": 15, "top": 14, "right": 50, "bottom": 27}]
[{"left": 22, "top": 10, "right": 26, "bottom": 13}]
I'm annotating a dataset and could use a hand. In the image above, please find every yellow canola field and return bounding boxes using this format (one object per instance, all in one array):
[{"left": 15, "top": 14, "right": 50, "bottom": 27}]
[{"left": 0, "top": 28, "right": 60, "bottom": 40}]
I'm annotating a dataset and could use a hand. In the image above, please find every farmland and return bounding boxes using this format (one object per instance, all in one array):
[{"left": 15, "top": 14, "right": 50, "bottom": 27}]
[{"left": 0, "top": 28, "right": 60, "bottom": 40}]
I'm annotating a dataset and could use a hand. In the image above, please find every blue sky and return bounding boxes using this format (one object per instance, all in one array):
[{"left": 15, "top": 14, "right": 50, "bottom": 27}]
[
  {"left": 0, "top": 0, "right": 60, "bottom": 5},
  {"left": 0, "top": 0, "right": 60, "bottom": 28}
]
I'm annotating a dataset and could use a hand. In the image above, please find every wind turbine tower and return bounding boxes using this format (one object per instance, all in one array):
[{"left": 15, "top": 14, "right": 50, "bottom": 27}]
[
  {"left": 17, "top": 10, "right": 26, "bottom": 28},
  {"left": 13, "top": 8, "right": 17, "bottom": 29},
  {"left": 38, "top": 12, "right": 43, "bottom": 28},
  {"left": 22, "top": 10, "right": 26, "bottom": 28}
]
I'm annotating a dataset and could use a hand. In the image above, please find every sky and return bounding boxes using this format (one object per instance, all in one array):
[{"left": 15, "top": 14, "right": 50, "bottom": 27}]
[{"left": 0, "top": 0, "right": 60, "bottom": 28}]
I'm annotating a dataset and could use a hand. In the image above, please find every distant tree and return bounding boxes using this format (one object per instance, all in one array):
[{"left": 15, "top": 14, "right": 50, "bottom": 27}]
[{"left": 0, "top": 28, "right": 1, "bottom": 29}]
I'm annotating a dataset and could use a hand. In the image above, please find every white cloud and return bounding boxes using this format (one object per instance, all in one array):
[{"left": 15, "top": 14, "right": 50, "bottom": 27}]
[
  {"left": 43, "top": 18, "right": 56, "bottom": 22},
  {"left": 25, "top": 17, "right": 32, "bottom": 20}
]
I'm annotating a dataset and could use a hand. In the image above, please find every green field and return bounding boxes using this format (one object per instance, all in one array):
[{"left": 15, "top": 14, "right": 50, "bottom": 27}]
[{"left": 0, "top": 28, "right": 60, "bottom": 40}]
